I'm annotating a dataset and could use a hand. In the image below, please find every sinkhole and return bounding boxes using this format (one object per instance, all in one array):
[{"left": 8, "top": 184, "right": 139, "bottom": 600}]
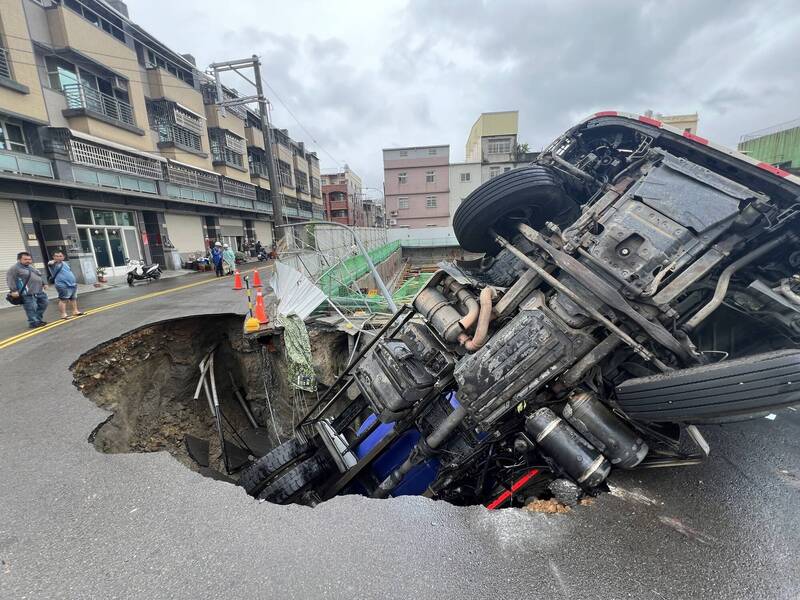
[{"left": 72, "top": 314, "right": 588, "bottom": 511}]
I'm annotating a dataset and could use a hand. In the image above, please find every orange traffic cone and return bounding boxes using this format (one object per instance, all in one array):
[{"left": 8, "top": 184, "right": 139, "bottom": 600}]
[
  {"left": 254, "top": 290, "right": 269, "bottom": 325},
  {"left": 232, "top": 270, "right": 243, "bottom": 290},
  {"left": 252, "top": 269, "right": 263, "bottom": 288}
]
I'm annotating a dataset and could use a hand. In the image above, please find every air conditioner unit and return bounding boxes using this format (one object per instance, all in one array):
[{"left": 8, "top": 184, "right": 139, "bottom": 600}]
[
  {"left": 390, "top": 210, "right": 398, "bottom": 216},
  {"left": 112, "top": 76, "right": 128, "bottom": 91},
  {"left": 389, "top": 219, "right": 397, "bottom": 226}
]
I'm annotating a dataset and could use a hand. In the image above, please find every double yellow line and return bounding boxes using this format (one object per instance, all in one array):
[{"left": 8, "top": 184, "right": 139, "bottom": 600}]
[{"left": 0, "top": 266, "right": 266, "bottom": 351}]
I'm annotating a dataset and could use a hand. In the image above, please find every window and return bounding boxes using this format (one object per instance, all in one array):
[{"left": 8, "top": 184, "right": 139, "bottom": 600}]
[
  {"left": 426, "top": 171, "right": 435, "bottom": 183},
  {"left": 277, "top": 160, "right": 293, "bottom": 187},
  {"left": 210, "top": 129, "right": 244, "bottom": 168},
  {"left": 428, "top": 148, "right": 437, "bottom": 155},
  {"left": 460, "top": 172, "right": 470, "bottom": 182},
  {"left": 398, "top": 172, "right": 407, "bottom": 184},
  {"left": 399, "top": 150, "right": 408, "bottom": 157},
  {"left": 487, "top": 138, "right": 512, "bottom": 154},
  {"left": 45, "top": 56, "right": 78, "bottom": 91},
  {"left": 426, "top": 196, "right": 437, "bottom": 208},
  {"left": 398, "top": 197, "right": 409, "bottom": 210},
  {"left": 73, "top": 207, "right": 93, "bottom": 225},
  {"left": 504, "top": 166, "right": 512, "bottom": 172},
  {"left": 489, "top": 166, "right": 501, "bottom": 179},
  {"left": 0, "top": 119, "right": 27, "bottom": 153}
]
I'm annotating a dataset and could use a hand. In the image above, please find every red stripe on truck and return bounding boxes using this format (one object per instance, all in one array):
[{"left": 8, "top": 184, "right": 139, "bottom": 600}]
[
  {"left": 593, "top": 111, "right": 618, "bottom": 117},
  {"left": 682, "top": 131, "right": 709, "bottom": 145},
  {"left": 757, "top": 162, "right": 790, "bottom": 177},
  {"left": 638, "top": 115, "right": 662, "bottom": 127}
]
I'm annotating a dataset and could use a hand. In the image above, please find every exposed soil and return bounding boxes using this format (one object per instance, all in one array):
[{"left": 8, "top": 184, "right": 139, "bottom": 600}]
[{"left": 72, "top": 315, "right": 350, "bottom": 476}]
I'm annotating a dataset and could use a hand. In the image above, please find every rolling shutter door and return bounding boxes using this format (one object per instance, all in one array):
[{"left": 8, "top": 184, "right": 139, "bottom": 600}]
[
  {"left": 219, "top": 217, "right": 244, "bottom": 237},
  {"left": 164, "top": 213, "right": 205, "bottom": 256},
  {"left": 0, "top": 200, "right": 27, "bottom": 270},
  {"left": 253, "top": 220, "right": 273, "bottom": 246}
]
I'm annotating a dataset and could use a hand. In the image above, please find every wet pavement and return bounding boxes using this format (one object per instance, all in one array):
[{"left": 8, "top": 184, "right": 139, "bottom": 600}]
[{"left": 0, "top": 274, "right": 798, "bottom": 599}]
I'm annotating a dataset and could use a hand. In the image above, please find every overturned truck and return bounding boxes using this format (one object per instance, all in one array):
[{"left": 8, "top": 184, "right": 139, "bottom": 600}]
[{"left": 240, "top": 112, "right": 800, "bottom": 507}]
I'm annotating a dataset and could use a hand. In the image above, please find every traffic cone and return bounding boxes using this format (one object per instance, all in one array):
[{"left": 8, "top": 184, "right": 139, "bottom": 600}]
[
  {"left": 254, "top": 290, "right": 269, "bottom": 325},
  {"left": 252, "top": 269, "right": 263, "bottom": 288},
  {"left": 232, "top": 270, "right": 243, "bottom": 290}
]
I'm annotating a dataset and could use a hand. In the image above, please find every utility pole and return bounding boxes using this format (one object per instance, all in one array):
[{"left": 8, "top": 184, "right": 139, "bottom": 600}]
[{"left": 209, "top": 56, "right": 286, "bottom": 240}]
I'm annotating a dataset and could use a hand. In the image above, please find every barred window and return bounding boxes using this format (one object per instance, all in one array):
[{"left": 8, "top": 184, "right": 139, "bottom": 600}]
[
  {"left": 278, "top": 160, "right": 293, "bottom": 187},
  {"left": 147, "top": 100, "right": 203, "bottom": 152},
  {"left": 209, "top": 128, "right": 244, "bottom": 168}
]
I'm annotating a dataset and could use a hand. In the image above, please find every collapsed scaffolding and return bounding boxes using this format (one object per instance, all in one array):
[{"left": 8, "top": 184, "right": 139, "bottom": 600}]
[{"left": 276, "top": 223, "right": 433, "bottom": 317}]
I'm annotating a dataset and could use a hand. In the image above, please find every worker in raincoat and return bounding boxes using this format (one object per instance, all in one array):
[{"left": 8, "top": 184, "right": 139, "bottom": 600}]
[
  {"left": 222, "top": 243, "right": 236, "bottom": 275},
  {"left": 210, "top": 241, "right": 224, "bottom": 277}
]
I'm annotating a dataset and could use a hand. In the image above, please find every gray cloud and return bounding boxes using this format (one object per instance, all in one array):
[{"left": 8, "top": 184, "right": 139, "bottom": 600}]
[{"left": 127, "top": 0, "right": 800, "bottom": 189}]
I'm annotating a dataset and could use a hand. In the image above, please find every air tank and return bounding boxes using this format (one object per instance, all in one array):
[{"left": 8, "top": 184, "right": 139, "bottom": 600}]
[
  {"left": 525, "top": 407, "right": 610, "bottom": 488},
  {"left": 563, "top": 390, "right": 648, "bottom": 469}
]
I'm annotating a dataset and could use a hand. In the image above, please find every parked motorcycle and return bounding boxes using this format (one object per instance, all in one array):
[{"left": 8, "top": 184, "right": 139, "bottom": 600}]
[{"left": 125, "top": 258, "right": 162, "bottom": 286}]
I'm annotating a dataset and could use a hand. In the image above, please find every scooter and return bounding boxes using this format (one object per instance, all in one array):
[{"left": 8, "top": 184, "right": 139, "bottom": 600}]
[{"left": 126, "top": 258, "right": 162, "bottom": 286}]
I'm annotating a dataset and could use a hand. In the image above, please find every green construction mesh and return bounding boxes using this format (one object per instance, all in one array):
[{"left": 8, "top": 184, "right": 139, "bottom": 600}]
[{"left": 306, "top": 241, "right": 436, "bottom": 314}]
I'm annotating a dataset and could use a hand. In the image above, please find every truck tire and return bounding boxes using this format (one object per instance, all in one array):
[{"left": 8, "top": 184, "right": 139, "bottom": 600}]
[
  {"left": 257, "top": 453, "right": 333, "bottom": 504},
  {"left": 615, "top": 349, "right": 800, "bottom": 422},
  {"left": 238, "top": 437, "right": 313, "bottom": 496},
  {"left": 453, "top": 165, "right": 579, "bottom": 254}
]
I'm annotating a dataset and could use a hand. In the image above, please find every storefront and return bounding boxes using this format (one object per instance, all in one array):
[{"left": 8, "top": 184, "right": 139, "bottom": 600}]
[
  {"left": 73, "top": 207, "right": 143, "bottom": 276},
  {"left": 218, "top": 217, "right": 245, "bottom": 251}
]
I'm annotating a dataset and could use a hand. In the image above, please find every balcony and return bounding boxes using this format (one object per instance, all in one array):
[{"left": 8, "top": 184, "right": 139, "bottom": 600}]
[
  {"left": 62, "top": 83, "right": 138, "bottom": 130},
  {"left": 0, "top": 149, "right": 54, "bottom": 179}
]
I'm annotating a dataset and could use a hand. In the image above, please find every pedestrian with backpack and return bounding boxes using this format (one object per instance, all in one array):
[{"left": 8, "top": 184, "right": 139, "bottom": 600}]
[
  {"left": 5, "top": 251, "right": 49, "bottom": 329},
  {"left": 48, "top": 250, "right": 83, "bottom": 320}
]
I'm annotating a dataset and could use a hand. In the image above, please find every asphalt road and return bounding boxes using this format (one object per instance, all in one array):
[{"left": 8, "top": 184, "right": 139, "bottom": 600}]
[{"left": 0, "top": 275, "right": 798, "bottom": 599}]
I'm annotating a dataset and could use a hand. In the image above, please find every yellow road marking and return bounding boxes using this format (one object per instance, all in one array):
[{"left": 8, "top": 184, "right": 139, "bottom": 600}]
[{"left": 0, "top": 266, "right": 267, "bottom": 351}]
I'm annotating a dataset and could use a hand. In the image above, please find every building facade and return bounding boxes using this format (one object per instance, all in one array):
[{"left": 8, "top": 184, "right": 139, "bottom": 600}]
[
  {"left": 738, "top": 118, "right": 800, "bottom": 175},
  {"left": 644, "top": 111, "right": 699, "bottom": 135},
  {"left": 321, "top": 165, "right": 364, "bottom": 226},
  {"left": 362, "top": 197, "right": 385, "bottom": 228},
  {"left": 383, "top": 145, "right": 449, "bottom": 228},
  {"left": 0, "top": 0, "right": 323, "bottom": 281}
]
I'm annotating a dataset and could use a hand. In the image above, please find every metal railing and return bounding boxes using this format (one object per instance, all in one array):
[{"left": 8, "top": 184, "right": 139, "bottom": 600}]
[
  {"left": 63, "top": 83, "right": 135, "bottom": 126},
  {"left": 0, "top": 48, "right": 11, "bottom": 80},
  {"left": 740, "top": 117, "right": 800, "bottom": 143}
]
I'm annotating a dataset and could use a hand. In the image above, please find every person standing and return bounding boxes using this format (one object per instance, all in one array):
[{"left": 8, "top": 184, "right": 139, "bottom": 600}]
[
  {"left": 48, "top": 250, "right": 83, "bottom": 320},
  {"left": 6, "top": 251, "right": 49, "bottom": 328},
  {"left": 210, "top": 241, "right": 224, "bottom": 277},
  {"left": 222, "top": 243, "right": 236, "bottom": 275}
]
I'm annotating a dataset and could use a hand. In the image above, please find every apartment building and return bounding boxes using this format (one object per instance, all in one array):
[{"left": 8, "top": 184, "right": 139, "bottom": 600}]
[
  {"left": 362, "top": 198, "right": 385, "bottom": 228},
  {"left": 321, "top": 165, "right": 364, "bottom": 226},
  {"left": 0, "top": 0, "right": 323, "bottom": 282},
  {"left": 383, "top": 145, "right": 449, "bottom": 228},
  {"left": 448, "top": 111, "right": 539, "bottom": 225},
  {"left": 644, "top": 110, "right": 699, "bottom": 134}
]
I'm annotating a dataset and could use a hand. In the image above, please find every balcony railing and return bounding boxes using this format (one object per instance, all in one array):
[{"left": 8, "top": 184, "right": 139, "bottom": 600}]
[
  {"left": 0, "top": 149, "right": 54, "bottom": 179},
  {"left": 0, "top": 48, "right": 11, "bottom": 80},
  {"left": 249, "top": 162, "right": 269, "bottom": 179},
  {"left": 63, "top": 83, "right": 135, "bottom": 126}
]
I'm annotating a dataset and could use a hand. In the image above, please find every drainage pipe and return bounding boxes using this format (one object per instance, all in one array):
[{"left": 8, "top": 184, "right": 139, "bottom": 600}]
[{"left": 684, "top": 234, "right": 789, "bottom": 331}]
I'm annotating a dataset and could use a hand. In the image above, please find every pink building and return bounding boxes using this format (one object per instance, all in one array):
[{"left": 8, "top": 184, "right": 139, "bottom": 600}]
[{"left": 383, "top": 145, "right": 450, "bottom": 228}]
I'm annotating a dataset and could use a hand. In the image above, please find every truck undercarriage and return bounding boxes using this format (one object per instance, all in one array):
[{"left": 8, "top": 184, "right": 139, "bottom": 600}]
[{"left": 239, "top": 113, "right": 800, "bottom": 508}]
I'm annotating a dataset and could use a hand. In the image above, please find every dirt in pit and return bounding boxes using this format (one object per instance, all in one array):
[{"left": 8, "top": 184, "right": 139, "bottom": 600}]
[{"left": 72, "top": 314, "right": 350, "bottom": 476}]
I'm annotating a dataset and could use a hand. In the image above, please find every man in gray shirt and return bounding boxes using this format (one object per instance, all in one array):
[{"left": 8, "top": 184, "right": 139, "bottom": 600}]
[{"left": 6, "top": 251, "right": 49, "bottom": 329}]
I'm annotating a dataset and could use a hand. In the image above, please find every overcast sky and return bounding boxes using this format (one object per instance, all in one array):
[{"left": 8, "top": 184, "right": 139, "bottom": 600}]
[{"left": 128, "top": 0, "right": 800, "bottom": 194}]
